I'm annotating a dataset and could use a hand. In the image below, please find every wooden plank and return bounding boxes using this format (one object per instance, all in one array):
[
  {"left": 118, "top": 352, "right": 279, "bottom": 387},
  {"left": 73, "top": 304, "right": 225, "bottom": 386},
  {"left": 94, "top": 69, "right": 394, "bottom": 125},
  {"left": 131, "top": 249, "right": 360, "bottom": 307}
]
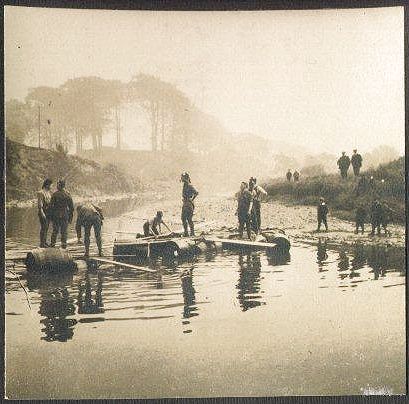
[
  {"left": 89, "top": 257, "right": 156, "bottom": 273},
  {"left": 203, "top": 237, "right": 278, "bottom": 249}
]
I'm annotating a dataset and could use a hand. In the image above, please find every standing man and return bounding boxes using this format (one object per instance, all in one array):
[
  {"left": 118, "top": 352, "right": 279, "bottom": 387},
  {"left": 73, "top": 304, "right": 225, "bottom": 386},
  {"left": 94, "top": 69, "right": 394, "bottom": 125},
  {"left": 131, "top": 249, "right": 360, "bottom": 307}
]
[
  {"left": 351, "top": 149, "right": 363, "bottom": 177},
  {"left": 249, "top": 177, "right": 267, "bottom": 234},
  {"left": 181, "top": 172, "right": 198, "bottom": 237},
  {"left": 38, "top": 178, "right": 53, "bottom": 247},
  {"left": 236, "top": 182, "right": 253, "bottom": 240},
  {"left": 317, "top": 197, "right": 329, "bottom": 232},
  {"left": 355, "top": 204, "right": 367, "bottom": 234},
  {"left": 337, "top": 152, "right": 351, "bottom": 179},
  {"left": 286, "top": 170, "right": 292, "bottom": 182},
  {"left": 370, "top": 199, "right": 383, "bottom": 236},
  {"left": 49, "top": 179, "right": 74, "bottom": 249},
  {"left": 293, "top": 170, "right": 300, "bottom": 182},
  {"left": 76, "top": 203, "right": 104, "bottom": 257}
]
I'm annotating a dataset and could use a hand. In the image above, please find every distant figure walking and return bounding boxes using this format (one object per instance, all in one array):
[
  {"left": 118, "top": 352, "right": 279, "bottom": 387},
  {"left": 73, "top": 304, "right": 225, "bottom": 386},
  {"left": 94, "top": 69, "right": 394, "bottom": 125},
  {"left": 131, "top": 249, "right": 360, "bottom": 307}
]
[
  {"left": 49, "top": 179, "right": 74, "bottom": 249},
  {"left": 351, "top": 149, "right": 363, "bottom": 176},
  {"left": 337, "top": 152, "right": 350, "bottom": 179},
  {"left": 76, "top": 203, "right": 104, "bottom": 257},
  {"left": 38, "top": 178, "right": 53, "bottom": 248},
  {"left": 249, "top": 177, "right": 267, "bottom": 234},
  {"left": 286, "top": 170, "right": 292, "bottom": 182},
  {"left": 370, "top": 199, "right": 384, "bottom": 236},
  {"left": 236, "top": 182, "right": 253, "bottom": 240},
  {"left": 293, "top": 170, "right": 300, "bottom": 182},
  {"left": 143, "top": 211, "right": 172, "bottom": 237},
  {"left": 181, "top": 172, "right": 198, "bottom": 237},
  {"left": 317, "top": 197, "right": 328, "bottom": 232},
  {"left": 355, "top": 204, "right": 367, "bottom": 234}
]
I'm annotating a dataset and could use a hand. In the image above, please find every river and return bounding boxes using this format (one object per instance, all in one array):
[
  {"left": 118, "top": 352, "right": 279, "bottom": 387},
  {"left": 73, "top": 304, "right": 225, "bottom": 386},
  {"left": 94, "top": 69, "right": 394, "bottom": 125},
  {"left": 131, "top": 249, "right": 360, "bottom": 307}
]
[{"left": 5, "top": 196, "right": 406, "bottom": 398}]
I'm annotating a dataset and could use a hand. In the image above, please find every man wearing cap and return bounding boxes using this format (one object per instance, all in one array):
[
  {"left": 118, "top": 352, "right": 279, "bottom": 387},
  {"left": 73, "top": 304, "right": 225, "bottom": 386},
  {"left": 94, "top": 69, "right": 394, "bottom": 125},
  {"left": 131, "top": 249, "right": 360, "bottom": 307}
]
[
  {"left": 181, "top": 172, "right": 198, "bottom": 237},
  {"left": 143, "top": 211, "right": 172, "bottom": 237},
  {"left": 317, "top": 197, "right": 329, "bottom": 232},
  {"left": 237, "top": 182, "right": 253, "bottom": 239},
  {"left": 351, "top": 149, "right": 363, "bottom": 177},
  {"left": 76, "top": 203, "right": 104, "bottom": 257},
  {"left": 38, "top": 178, "right": 53, "bottom": 247},
  {"left": 49, "top": 179, "right": 74, "bottom": 249},
  {"left": 337, "top": 152, "right": 351, "bottom": 179}
]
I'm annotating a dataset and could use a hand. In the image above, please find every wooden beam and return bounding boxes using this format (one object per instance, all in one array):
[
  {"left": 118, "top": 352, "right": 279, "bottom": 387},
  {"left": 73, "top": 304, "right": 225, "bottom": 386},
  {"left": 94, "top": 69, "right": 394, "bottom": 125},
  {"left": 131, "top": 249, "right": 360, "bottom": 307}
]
[
  {"left": 202, "top": 237, "right": 278, "bottom": 249},
  {"left": 88, "top": 257, "right": 156, "bottom": 273}
]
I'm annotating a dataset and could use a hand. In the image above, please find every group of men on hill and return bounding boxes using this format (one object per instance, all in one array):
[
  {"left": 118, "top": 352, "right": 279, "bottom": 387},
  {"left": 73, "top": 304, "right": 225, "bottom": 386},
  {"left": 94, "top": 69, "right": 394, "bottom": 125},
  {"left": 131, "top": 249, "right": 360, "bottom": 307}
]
[
  {"left": 337, "top": 149, "right": 363, "bottom": 178},
  {"left": 286, "top": 170, "right": 300, "bottom": 182},
  {"left": 38, "top": 178, "right": 104, "bottom": 257}
]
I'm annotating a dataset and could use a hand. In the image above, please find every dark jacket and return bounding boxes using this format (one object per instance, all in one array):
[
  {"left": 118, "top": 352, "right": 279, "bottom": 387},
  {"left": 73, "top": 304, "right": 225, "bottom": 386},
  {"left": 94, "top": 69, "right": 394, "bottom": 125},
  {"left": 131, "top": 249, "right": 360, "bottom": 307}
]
[
  {"left": 355, "top": 206, "right": 367, "bottom": 223},
  {"left": 337, "top": 155, "right": 351, "bottom": 170},
  {"left": 351, "top": 153, "right": 362, "bottom": 168},
  {"left": 238, "top": 189, "right": 253, "bottom": 215},
  {"left": 317, "top": 202, "right": 328, "bottom": 218},
  {"left": 49, "top": 190, "right": 74, "bottom": 222}
]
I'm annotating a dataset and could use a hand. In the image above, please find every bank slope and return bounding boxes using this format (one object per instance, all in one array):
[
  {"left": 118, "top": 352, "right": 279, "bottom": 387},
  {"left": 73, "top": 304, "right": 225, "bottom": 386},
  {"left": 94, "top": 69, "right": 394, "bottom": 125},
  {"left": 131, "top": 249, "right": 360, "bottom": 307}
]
[{"left": 6, "top": 138, "right": 141, "bottom": 203}]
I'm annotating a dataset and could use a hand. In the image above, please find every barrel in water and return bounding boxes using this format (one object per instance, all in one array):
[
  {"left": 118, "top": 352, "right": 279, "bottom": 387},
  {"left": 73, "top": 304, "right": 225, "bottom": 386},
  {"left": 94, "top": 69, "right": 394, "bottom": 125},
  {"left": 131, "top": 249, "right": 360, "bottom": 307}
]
[
  {"left": 25, "top": 248, "right": 76, "bottom": 272},
  {"left": 262, "top": 232, "right": 291, "bottom": 251}
]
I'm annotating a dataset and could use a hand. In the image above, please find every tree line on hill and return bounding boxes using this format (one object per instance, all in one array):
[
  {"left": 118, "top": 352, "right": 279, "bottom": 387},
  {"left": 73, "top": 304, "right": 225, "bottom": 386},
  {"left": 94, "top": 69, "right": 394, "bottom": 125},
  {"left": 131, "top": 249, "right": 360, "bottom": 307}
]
[{"left": 5, "top": 74, "right": 227, "bottom": 155}]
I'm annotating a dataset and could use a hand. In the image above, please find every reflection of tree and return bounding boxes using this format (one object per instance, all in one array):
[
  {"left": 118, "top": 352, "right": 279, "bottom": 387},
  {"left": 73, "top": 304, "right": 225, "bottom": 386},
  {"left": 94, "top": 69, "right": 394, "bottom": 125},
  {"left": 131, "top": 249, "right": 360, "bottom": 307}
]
[
  {"left": 77, "top": 272, "right": 104, "bottom": 315},
  {"left": 236, "top": 253, "right": 263, "bottom": 312},
  {"left": 181, "top": 269, "right": 198, "bottom": 320},
  {"left": 316, "top": 239, "right": 328, "bottom": 272},
  {"left": 367, "top": 245, "right": 387, "bottom": 280},
  {"left": 39, "top": 287, "right": 76, "bottom": 342}
]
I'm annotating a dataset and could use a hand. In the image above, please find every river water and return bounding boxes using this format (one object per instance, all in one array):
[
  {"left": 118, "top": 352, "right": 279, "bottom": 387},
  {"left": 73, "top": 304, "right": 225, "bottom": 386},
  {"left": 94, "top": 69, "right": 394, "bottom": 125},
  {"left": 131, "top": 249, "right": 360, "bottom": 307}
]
[{"left": 5, "top": 198, "right": 406, "bottom": 398}]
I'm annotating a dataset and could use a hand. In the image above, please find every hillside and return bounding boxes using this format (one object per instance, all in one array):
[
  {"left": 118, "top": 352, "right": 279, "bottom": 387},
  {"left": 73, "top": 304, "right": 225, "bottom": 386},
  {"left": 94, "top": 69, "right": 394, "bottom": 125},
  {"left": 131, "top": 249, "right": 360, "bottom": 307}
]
[
  {"left": 6, "top": 138, "right": 141, "bottom": 203},
  {"left": 263, "top": 157, "right": 405, "bottom": 224}
]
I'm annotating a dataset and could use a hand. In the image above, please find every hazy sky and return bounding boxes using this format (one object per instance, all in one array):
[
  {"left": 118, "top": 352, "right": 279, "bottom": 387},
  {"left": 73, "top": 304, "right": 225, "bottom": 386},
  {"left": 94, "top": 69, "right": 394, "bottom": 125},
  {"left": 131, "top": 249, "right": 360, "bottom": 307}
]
[{"left": 5, "top": 6, "right": 404, "bottom": 154}]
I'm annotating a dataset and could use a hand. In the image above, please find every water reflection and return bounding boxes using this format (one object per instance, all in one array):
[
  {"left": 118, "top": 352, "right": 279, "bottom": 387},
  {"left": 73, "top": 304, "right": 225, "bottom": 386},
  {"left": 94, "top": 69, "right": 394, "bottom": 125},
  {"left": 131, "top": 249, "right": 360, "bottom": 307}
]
[
  {"left": 316, "top": 239, "right": 328, "bottom": 272},
  {"left": 267, "top": 247, "right": 291, "bottom": 266},
  {"left": 77, "top": 272, "right": 104, "bottom": 315},
  {"left": 181, "top": 268, "right": 198, "bottom": 321},
  {"left": 236, "top": 253, "right": 264, "bottom": 312}
]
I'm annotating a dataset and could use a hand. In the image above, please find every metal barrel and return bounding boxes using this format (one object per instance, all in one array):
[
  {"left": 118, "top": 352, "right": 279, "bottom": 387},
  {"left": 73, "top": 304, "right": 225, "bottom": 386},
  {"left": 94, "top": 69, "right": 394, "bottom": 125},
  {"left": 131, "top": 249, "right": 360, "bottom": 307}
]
[
  {"left": 262, "top": 232, "right": 291, "bottom": 251},
  {"left": 25, "top": 248, "right": 75, "bottom": 272}
]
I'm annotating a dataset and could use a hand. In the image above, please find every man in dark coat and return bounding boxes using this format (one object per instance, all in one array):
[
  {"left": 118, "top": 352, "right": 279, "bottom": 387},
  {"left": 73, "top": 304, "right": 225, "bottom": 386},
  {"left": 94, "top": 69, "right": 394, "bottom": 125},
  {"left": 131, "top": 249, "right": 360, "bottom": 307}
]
[
  {"left": 49, "top": 179, "right": 74, "bottom": 249},
  {"left": 181, "top": 172, "right": 198, "bottom": 237},
  {"left": 236, "top": 182, "right": 253, "bottom": 239},
  {"left": 355, "top": 204, "right": 367, "bottom": 234},
  {"left": 370, "top": 199, "right": 383, "bottom": 236},
  {"left": 293, "top": 170, "right": 300, "bottom": 182},
  {"left": 286, "top": 170, "right": 292, "bottom": 182},
  {"left": 337, "top": 152, "right": 351, "bottom": 179},
  {"left": 351, "top": 149, "right": 363, "bottom": 176},
  {"left": 76, "top": 203, "right": 104, "bottom": 257},
  {"left": 317, "top": 197, "right": 328, "bottom": 232}
]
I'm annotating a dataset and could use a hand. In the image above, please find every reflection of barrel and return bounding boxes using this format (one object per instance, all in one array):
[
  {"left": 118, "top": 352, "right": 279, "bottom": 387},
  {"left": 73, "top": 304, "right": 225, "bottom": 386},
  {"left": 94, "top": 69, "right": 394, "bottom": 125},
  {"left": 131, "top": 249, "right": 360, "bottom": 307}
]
[
  {"left": 25, "top": 248, "right": 76, "bottom": 272},
  {"left": 262, "top": 232, "right": 291, "bottom": 251}
]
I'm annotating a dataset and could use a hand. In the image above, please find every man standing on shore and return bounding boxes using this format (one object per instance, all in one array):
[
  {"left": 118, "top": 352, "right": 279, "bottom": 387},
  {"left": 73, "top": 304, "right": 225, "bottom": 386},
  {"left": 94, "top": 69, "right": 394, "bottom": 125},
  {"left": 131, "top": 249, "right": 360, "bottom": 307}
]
[
  {"left": 76, "top": 203, "right": 104, "bottom": 257},
  {"left": 181, "top": 172, "right": 198, "bottom": 237},
  {"left": 38, "top": 178, "right": 53, "bottom": 248},
  {"left": 249, "top": 177, "right": 267, "bottom": 234},
  {"left": 317, "top": 197, "right": 329, "bottom": 232},
  {"left": 351, "top": 149, "right": 363, "bottom": 177},
  {"left": 49, "top": 179, "right": 74, "bottom": 249},
  {"left": 337, "top": 152, "right": 350, "bottom": 179}
]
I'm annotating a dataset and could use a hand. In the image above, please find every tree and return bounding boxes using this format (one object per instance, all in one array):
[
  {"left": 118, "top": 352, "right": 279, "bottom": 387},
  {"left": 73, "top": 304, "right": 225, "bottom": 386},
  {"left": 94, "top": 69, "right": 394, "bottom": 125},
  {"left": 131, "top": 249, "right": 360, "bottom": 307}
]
[{"left": 5, "top": 99, "right": 35, "bottom": 144}]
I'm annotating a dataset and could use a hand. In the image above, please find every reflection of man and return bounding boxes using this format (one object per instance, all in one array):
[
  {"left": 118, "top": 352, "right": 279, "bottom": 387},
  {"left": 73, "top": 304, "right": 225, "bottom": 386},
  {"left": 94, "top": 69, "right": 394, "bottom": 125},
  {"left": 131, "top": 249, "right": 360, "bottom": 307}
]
[
  {"left": 236, "top": 253, "right": 263, "bottom": 311},
  {"left": 77, "top": 272, "right": 104, "bottom": 314},
  {"left": 316, "top": 239, "right": 328, "bottom": 272},
  {"left": 39, "top": 287, "right": 77, "bottom": 342},
  {"left": 181, "top": 269, "right": 197, "bottom": 320}
]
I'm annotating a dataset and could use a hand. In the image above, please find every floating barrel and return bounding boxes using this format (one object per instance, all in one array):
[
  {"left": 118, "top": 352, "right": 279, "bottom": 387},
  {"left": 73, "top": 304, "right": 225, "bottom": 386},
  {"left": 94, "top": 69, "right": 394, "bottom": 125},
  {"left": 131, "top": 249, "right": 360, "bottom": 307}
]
[
  {"left": 25, "top": 248, "right": 76, "bottom": 272},
  {"left": 261, "top": 232, "right": 291, "bottom": 251}
]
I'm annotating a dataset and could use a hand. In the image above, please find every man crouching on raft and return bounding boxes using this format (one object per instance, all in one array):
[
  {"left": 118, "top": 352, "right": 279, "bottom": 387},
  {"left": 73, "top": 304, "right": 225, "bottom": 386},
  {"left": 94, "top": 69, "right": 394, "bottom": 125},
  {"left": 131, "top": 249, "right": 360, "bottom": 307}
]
[
  {"left": 181, "top": 172, "right": 198, "bottom": 237},
  {"left": 143, "top": 211, "right": 172, "bottom": 237}
]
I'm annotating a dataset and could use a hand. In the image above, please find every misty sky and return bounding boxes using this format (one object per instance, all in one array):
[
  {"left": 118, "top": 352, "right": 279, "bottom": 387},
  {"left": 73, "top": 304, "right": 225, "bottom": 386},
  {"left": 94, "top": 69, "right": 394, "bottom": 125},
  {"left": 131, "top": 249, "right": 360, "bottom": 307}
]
[{"left": 5, "top": 6, "right": 404, "bottom": 154}]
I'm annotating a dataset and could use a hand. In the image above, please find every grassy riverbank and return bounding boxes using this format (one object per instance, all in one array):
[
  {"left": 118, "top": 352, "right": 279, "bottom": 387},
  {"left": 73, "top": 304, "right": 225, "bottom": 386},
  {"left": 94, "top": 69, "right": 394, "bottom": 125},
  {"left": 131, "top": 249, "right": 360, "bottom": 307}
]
[
  {"left": 263, "top": 157, "right": 405, "bottom": 224},
  {"left": 6, "top": 138, "right": 142, "bottom": 203}
]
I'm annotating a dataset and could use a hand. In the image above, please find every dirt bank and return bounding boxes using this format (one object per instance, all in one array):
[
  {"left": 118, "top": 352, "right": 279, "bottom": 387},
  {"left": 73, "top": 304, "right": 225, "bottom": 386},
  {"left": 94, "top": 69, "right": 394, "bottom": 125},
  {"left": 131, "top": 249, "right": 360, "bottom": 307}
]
[{"left": 114, "top": 194, "right": 405, "bottom": 249}]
